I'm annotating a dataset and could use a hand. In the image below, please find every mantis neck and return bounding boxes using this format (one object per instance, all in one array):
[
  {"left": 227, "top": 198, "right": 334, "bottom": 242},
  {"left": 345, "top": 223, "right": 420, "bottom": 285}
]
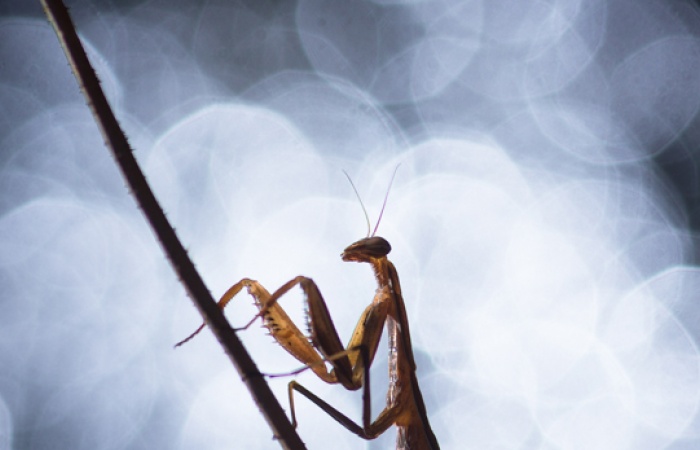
[{"left": 370, "top": 257, "right": 391, "bottom": 289}]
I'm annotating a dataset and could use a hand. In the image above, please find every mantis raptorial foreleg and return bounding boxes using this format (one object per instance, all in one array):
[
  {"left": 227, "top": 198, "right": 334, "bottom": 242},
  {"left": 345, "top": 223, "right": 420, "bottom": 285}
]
[
  {"left": 176, "top": 275, "right": 391, "bottom": 413},
  {"left": 177, "top": 278, "right": 334, "bottom": 383}
]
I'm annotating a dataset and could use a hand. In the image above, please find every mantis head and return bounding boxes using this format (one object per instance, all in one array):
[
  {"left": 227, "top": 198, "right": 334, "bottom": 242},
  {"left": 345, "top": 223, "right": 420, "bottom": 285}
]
[
  {"left": 341, "top": 165, "right": 400, "bottom": 264},
  {"left": 341, "top": 236, "right": 391, "bottom": 262}
]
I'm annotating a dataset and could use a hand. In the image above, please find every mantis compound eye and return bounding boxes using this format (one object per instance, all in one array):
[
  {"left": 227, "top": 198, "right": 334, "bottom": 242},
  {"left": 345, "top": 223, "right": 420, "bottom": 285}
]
[{"left": 341, "top": 236, "right": 392, "bottom": 262}]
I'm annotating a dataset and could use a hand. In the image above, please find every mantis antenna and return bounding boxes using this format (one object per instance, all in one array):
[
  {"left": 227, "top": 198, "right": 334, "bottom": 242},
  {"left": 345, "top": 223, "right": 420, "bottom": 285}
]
[
  {"left": 343, "top": 169, "right": 372, "bottom": 237},
  {"left": 371, "top": 164, "right": 400, "bottom": 237}
]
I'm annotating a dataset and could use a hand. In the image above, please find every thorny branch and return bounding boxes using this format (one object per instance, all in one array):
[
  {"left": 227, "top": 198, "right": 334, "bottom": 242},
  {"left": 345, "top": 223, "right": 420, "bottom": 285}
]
[{"left": 40, "top": 1, "right": 307, "bottom": 448}]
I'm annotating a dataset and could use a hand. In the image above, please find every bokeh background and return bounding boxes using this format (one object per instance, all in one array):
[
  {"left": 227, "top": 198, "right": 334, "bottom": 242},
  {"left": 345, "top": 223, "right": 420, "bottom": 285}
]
[{"left": 2, "top": 0, "right": 700, "bottom": 449}]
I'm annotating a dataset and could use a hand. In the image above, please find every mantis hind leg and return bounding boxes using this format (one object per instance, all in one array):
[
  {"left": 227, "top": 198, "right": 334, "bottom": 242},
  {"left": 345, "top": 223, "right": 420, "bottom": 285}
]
[{"left": 286, "top": 344, "right": 400, "bottom": 440}]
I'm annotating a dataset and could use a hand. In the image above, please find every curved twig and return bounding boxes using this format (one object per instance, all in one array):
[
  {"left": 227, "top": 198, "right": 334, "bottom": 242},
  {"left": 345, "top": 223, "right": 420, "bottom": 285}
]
[{"left": 40, "top": 1, "right": 306, "bottom": 449}]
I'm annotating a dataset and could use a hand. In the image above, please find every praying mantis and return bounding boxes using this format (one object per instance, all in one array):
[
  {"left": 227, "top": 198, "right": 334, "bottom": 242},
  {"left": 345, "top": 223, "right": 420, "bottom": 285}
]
[{"left": 177, "top": 173, "right": 440, "bottom": 450}]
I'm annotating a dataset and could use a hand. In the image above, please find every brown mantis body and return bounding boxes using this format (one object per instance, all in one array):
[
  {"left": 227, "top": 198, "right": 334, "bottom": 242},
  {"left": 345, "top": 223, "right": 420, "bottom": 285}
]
[{"left": 177, "top": 176, "right": 440, "bottom": 450}]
